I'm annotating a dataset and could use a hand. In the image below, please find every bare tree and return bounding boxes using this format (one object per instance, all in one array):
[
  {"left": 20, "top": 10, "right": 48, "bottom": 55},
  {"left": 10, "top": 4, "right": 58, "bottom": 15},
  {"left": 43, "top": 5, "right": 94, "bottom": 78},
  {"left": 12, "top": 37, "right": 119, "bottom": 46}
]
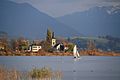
[{"left": 87, "top": 40, "right": 96, "bottom": 50}]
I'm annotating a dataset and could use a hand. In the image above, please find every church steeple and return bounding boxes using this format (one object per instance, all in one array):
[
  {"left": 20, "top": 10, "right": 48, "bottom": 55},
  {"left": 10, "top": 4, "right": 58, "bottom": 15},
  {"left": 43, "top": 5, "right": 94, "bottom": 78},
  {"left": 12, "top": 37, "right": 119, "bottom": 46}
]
[{"left": 51, "top": 32, "right": 56, "bottom": 47}]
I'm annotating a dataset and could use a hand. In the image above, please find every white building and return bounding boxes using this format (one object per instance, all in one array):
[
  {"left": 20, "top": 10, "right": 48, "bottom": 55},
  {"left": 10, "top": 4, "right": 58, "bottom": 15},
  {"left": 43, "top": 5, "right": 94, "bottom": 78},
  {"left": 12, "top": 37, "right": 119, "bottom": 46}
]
[
  {"left": 28, "top": 45, "right": 42, "bottom": 52},
  {"left": 52, "top": 38, "right": 56, "bottom": 47},
  {"left": 51, "top": 32, "right": 56, "bottom": 47}
]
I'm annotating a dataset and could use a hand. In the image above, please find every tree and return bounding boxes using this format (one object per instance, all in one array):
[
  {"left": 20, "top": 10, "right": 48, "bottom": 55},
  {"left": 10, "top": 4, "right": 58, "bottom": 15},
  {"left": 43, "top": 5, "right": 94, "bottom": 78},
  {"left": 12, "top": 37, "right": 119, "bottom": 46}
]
[
  {"left": 67, "top": 43, "right": 74, "bottom": 52},
  {"left": 87, "top": 40, "right": 96, "bottom": 50},
  {"left": 46, "top": 29, "right": 52, "bottom": 43},
  {"left": 0, "top": 31, "right": 8, "bottom": 51},
  {"left": 18, "top": 37, "right": 29, "bottom": 51},
  {"left": 11, "top": 37, "right": 29, "bottom": 52},
  {"left": 45, "top": 28, "right": 52, "bottom": 51}
]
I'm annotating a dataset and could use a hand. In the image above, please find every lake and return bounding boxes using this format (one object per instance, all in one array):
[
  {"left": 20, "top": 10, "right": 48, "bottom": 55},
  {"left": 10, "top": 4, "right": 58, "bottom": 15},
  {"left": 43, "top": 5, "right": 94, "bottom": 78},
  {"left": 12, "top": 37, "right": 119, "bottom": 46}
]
[{"left": 0, "top": 56, "right": 120, "bottom": 80}]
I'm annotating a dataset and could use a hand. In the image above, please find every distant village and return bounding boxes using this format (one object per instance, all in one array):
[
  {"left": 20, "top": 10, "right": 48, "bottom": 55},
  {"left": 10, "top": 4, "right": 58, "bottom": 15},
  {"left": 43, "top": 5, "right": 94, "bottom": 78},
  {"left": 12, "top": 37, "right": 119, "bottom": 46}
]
[
  {"left": 0, "top": 29, "right": 75, "bottom": 56},
  {"left": 0, "top": 29, "right": 120, "bottom": 56}
]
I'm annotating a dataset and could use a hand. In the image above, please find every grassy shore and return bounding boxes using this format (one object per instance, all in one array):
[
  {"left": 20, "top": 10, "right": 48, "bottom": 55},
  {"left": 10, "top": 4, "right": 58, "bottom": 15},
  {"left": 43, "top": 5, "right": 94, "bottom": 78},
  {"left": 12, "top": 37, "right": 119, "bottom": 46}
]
[
  {"left": 80, "top": 50, "right": 120, "bottom": 56},
  {"left": 0, "top": 50, "right": 120, "bottom": 56},
  {"left": 0, "top": 66, "right": 62, "bottom": 80}
]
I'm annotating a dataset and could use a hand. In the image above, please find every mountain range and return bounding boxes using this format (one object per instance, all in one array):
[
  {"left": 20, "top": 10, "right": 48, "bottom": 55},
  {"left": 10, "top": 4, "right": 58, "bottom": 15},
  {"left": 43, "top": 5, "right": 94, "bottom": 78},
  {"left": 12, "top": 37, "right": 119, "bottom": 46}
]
[
  {"left": 57, "top": 6, "right": 120, "bottom": 38},
  {"left": 0, "top": 0, "right": 80, "bottom": 39},
  {"left": 0, "top": 0, "right": 120, "bottom": 39}
]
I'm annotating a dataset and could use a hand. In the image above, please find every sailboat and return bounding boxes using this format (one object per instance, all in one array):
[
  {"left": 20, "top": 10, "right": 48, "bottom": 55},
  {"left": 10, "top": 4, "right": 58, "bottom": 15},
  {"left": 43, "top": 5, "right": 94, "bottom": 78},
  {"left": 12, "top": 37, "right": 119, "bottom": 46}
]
[{"left": 73, "top": 45, "right": 80, "bottom": 60}]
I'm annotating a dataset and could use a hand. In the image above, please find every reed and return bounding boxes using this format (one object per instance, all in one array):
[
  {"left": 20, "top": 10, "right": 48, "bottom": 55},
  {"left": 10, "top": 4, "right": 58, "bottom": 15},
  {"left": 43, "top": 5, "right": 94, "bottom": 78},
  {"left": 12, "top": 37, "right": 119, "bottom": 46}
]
[
  {"left": 0, "top": 66, "right": 62, "bottom": 80},
  {"left": 0, "top": 66, "right": 21, "bottom": 80}
]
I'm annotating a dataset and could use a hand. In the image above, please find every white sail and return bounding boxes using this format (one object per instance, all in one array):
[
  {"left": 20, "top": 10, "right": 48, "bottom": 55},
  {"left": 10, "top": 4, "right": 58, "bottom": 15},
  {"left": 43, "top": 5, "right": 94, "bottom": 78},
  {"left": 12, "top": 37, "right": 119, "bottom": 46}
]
[
  {"left": 77, "top": 50, "right": 80, "bottom": 57},
  {"left": 73, "top": 45, "right": 80, "bottom": 59},
  {"left": 73, "top": 45, "right": 77, "bottom": 57}
]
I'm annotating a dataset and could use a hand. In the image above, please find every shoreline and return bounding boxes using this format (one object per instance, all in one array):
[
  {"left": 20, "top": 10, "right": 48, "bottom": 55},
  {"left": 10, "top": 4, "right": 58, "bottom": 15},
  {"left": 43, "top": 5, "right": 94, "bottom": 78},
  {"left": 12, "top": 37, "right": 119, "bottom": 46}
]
[{"left": 0, "top": 50, "right": 120, "bottom": 56}]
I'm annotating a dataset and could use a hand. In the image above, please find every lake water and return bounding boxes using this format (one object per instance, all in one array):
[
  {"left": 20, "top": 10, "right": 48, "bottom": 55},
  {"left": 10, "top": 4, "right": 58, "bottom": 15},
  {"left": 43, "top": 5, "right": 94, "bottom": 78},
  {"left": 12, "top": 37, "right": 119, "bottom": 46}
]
[{"left": 0, "top": 56, "right": 120, "bottom": 80}]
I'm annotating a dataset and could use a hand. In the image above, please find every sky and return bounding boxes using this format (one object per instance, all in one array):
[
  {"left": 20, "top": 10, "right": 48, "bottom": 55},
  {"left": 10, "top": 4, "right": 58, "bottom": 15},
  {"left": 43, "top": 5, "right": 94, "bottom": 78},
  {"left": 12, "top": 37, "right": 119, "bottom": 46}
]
[{"left": 10, "top": 0, "right": 120, "bottom": 17}]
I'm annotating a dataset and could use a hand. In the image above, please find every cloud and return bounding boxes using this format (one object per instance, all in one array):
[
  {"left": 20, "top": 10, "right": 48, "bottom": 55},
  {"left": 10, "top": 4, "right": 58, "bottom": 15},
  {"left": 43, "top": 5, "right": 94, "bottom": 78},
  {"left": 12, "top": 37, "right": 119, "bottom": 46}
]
[{"left": 10, "top": 0, "right": 120, "bottom": 17}]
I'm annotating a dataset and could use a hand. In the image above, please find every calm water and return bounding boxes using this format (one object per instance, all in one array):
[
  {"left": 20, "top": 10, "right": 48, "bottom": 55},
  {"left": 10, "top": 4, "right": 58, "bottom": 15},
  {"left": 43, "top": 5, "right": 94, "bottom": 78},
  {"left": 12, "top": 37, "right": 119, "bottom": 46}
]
[{"left": 0, "top": 56, "right": 120, "bottom": 80}]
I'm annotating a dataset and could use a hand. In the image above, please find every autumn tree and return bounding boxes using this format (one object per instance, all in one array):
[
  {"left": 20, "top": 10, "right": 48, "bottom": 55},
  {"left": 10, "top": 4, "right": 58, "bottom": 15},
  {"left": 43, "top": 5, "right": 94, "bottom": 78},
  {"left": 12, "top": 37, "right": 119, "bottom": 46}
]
[
  {"left": 0, "top": 31, "right": 8, "bottom": 51},
  {"left": 11, "top": 39, "right": 19, "bottom": 51},
  {"left": 11, "top": 37, "right": 29, "bottom": 52},
  {"left": 18, "top": 37, "right": 29, "bottom": 51}
]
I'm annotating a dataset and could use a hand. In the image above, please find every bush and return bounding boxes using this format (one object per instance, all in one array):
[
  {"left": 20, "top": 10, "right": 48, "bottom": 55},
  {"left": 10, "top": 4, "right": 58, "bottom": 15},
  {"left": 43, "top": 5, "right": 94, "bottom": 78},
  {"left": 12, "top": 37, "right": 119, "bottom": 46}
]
[
  {"left": 66, "top": 43, "right": 74, "bottom": 52},
  {"left": 30, "top": 67, "right": 52, "bottom": 79}
]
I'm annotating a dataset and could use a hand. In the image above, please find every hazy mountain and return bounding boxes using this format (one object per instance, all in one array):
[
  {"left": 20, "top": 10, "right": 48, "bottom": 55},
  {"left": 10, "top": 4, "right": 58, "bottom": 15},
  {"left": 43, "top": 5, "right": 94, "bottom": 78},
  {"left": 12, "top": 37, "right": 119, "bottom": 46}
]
[
  {"left": 0, "top": 0, "right": 80, "bottom": 39},
  {"left": 57, "top": 6, "right": 120, "bottom": 38}
]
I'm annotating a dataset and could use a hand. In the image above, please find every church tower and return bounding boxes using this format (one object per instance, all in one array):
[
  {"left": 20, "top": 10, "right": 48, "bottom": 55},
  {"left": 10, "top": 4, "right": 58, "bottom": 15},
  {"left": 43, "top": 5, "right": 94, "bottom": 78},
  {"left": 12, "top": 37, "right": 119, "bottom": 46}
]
[{"left": 51, "top": 32, "right": 56, "bottom": 47}]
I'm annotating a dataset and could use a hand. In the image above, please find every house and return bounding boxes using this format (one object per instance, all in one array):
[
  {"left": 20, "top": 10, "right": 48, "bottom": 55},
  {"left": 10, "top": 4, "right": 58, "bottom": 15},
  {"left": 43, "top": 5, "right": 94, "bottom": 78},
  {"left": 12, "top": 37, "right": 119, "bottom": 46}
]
[
  {"left": 56, "top": 39, "right": 69, "bottom": 51},
  {"left": 28, "top": 44, "right": 42, "bottom": 52},
  {"left": 53, "top": 43, "right": 64, "bottom": 52}
]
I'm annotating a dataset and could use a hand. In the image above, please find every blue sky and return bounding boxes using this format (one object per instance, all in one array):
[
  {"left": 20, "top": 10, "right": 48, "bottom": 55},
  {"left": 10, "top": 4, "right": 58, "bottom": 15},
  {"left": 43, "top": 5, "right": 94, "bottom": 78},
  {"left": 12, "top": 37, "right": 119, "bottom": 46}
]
[{"left": 10, "top": 0, "right": 120, "bottom": 17}]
